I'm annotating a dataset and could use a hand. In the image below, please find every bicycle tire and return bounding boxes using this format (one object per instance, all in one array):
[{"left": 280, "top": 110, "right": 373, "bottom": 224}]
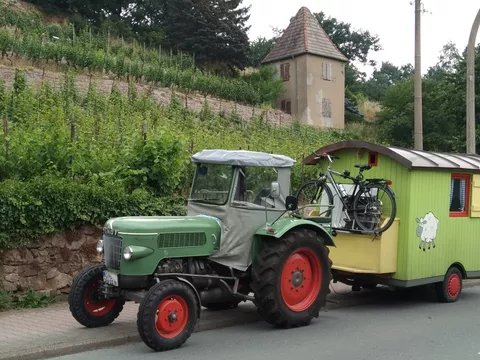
[
  {"left": 295, "top": 180, "right": 334, "bottom": 216},
  {"left": 352, "top": 183, "right": 396, "bottom": 233}
]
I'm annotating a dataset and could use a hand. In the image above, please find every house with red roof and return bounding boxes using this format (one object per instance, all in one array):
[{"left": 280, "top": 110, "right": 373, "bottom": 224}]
[{"left": 262, "top": 7, "right": 348, "bottom": 129}]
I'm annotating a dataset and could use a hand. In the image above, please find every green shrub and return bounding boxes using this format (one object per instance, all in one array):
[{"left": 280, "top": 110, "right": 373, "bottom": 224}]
[
  {"left": 0, "top": 176, "right": 187, "bottom": 249},
  {"left": 0, "top": 289, "right": 56, "bottom": 311}
]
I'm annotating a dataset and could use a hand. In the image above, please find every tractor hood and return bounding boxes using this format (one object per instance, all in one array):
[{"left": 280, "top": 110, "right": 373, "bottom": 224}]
[{"left": 104, "top": 216, "right": 222, "bottom": 236}]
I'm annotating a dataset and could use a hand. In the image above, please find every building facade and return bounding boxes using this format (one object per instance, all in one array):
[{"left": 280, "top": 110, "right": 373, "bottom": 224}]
[{"left": 261, "top": 7, "right": 348, "bottom": 129}]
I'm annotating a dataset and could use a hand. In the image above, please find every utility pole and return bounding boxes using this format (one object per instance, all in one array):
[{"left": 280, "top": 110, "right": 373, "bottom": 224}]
[
  {"left": 414, "top": 0, "right": 423, "bottom": 150},
  {"left": 466, "top": 9, "right": 480, "bottom": 154}
]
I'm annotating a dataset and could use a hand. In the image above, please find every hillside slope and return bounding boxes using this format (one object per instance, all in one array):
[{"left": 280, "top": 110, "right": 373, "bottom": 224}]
[{"left": 0, "top": 61, "right": 293, "bottom": 126}]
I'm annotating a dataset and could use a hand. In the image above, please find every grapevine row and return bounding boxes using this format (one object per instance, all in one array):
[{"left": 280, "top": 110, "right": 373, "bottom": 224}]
[{"left": 0, "top": 7, "right": 284, "bottom": 105}]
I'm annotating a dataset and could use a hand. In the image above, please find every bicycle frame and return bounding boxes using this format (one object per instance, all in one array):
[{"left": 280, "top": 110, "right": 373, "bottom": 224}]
[{"left": 314, "top": 153, "right": 367, "bottom": 223}]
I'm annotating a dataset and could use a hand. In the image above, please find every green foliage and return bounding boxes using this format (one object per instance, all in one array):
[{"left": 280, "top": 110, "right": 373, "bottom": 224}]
[
  {"left": 314, "top": 11, "right": 382, "bottom": 66},
  {"left": 0, "top": 289, "right": 56, "bottom": 311},
  {"left": 0, "top": 175, "right": 187, "bottom": 248},
  {"left": 248, "top": 37, "right": 275, "bottom": 68},
  {"left": 0, "top": 6, "right": 282, "bottom": 106},
  {"left": 0, "top": 69, "right": 374, "bottom": 248},
  {"left": 161, "top": 0, "right": 252, "bottom": 71},
  {"left": 359, "top": 62, "right": 414, "bottom": 102},
  {"left": 376, "top": 43, "right": 480, "bottom": 153}
]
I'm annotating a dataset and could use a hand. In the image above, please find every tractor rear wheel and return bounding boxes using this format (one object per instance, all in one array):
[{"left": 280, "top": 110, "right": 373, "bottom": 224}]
[
  {"left": 251, "top": 228, "right": 332, "bottom": 328},
  {"left": 137, "top": 279, "right": 198, "bottom": 352}
]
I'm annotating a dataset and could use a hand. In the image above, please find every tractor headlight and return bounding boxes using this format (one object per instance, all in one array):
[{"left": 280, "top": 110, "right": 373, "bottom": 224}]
[
  {"left": 96, "top": 239, "right": 104, "bottom": 254},
  {"left": 123, "top": 246, "right": 133, "bottom": 260}
]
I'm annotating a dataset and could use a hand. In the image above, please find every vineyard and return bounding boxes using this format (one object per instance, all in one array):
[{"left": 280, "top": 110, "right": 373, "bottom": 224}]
[
  {"left": 0, "top": 69, "right": 378, "bottom": 248},
  {"left": 0, "top": 6, "right": 284, "bottom": 105}
]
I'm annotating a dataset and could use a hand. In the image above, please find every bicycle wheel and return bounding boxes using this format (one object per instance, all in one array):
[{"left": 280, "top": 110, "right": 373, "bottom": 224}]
[
  {"left": 295, "top": 180, "right": 334, "bottom": 216},
  {"left": 352, "top": 183, "right": 396, "bottom": 233}
]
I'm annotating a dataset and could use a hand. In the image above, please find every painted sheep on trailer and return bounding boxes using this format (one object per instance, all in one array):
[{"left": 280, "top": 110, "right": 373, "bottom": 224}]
[{"left": 416, "top": 212, "right": 440, "bottom": 251}]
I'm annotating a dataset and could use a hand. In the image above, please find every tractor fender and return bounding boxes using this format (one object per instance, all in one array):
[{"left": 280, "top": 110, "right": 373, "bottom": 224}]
[
  {"left": 173, "top": 277, "right": 202, "bottom": 318},
  {"left": 256, "top": 218, "right": 336, "bottom": 247}
]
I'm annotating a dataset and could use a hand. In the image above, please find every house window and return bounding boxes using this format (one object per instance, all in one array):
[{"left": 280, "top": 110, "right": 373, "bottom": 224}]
[
  {"left": 322, "top": 62, "right": 332, "bottom": 81},
  {"left": 449, "top": 174, "right": 470, "bottom": 217},
  {"left": 322, "top": 98, "right": 332, "bottom": 118},
  {"left": 281, "top": 100, "right": 292, "bottom": 114},
  {"left": 280, "top": 63, "right": 290, "bottom": 81},
  {"left": 368, "top": 152, "right": 378, "bottom": 166}
]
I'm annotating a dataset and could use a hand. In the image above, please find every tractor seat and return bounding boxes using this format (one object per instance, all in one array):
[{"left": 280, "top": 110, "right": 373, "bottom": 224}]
[{"left": 355, "top": 164, "right": 372, "bottom": 171}]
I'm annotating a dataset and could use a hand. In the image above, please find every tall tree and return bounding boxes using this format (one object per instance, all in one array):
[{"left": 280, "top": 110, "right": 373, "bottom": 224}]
[
  {"left": 361, "top": 62, "right": 414, "bottom": 101},
  {"left": 25, "top": 0, "right": 128, "bottom": 22},
  {"left": 376, "top": 43, "right": 480, "bottom": 152},
  {"left": 314, "top": 11, "right": 382, "bottom": 66},
  {"left": 162, "top": 0, "right": 251, "bottom": 71}
]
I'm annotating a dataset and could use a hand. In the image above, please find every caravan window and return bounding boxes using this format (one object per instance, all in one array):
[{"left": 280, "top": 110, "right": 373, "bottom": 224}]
[{"left": 449, "top": 174, "right": 470, "bottom": 217}]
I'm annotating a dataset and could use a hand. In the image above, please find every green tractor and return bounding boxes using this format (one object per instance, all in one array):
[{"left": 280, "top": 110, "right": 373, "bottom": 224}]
[{"left": 68, "top": 149, "right": 336, "bottom": 351}]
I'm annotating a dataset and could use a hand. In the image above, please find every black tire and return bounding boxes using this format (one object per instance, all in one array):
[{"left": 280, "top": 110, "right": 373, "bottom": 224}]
[
  {"left": 353, "top": 183, "right": 396, "bottom": 233},
  {"left": 434, "top": 267, "right": 463, "bottom": 303},
  {"left": 251, "top": 228, "right": 333, "bottom": 328},
  {"left": 68, "top": 264, "right": 125, "bottom": 328},
  {"left": 362, "top": 283, "right": 378, "bottom": 290},
  {"left": 295, "top": 180, "right": 334, "bottom": 216},
  {"left": 137, "top": 279, "right": 198, "bottom": 352}
]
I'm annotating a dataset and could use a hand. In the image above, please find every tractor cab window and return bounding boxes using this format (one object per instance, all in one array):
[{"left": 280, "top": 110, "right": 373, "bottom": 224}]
[
  {"left": 232, "top": 166, "right": 279, "bottom": 208},
  {"left": 190, "top": 164, "right": 233, "bottom": 205}
]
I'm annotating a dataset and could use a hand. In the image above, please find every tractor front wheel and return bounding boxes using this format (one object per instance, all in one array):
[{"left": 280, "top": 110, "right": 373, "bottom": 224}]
[
  {"left": 137, "top": 279, "right": 198, "bottom": 352},
  {"left": 251, "top": 228, "right": 332, "bottom": 328},
  {"left": 68, "top": 264, "right": 125, "bottom": 328}
]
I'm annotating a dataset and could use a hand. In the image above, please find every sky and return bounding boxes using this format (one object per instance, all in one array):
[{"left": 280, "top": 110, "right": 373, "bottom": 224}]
[{"left": 243, "top": 0, "right": 480, "bottom": 77}]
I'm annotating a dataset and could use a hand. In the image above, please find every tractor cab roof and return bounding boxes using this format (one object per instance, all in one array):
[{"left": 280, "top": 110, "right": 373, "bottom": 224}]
[{"left": 191, "top": 149, "right": 296, "bottom": 168}]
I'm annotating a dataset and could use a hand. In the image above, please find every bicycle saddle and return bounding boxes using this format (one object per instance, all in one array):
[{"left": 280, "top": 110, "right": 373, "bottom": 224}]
[{"left": 355, "top": 164, "right": 372, "bottom": 171}]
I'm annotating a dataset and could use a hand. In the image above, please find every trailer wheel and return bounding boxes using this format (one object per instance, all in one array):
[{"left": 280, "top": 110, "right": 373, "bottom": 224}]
[
  {"left": 137, "top": 279, "right": 198, "bottom": 352},
  {"left": 251, "top": 228, "right": 332, "bottom": 328},
  {"left": 434, "top": 267, "right": 463, "bottom": 303},
  {"left": 68, "top": 264, "right": 125, "bottom": 328}
]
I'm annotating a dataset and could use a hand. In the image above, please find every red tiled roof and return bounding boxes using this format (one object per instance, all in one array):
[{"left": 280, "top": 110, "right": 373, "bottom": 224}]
[{"left": 261, "top": 7, "right": 348, "bottom": 64}]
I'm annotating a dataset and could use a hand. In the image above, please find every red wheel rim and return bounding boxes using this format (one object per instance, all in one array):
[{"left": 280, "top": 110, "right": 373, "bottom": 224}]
[
  {"left": 155, "top": 295, "right": 189, "bottom": 339},
  {"left": 83, "top": 278, "right": 116, "bottom": 317},
  {"left": 280, "top": 248, "right": 322, "bottom": 312},
  {"left": 447, "top": 273, "right": 461, "bottom": 298}
]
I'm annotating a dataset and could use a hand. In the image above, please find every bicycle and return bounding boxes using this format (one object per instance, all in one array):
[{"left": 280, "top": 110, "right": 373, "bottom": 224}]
[{"left": 294, "top": 151, "right": 397, "bottom": 234}]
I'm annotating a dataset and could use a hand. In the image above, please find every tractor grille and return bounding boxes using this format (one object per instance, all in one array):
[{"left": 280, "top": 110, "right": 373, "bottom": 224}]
[
  {"left": 157, "top": 233, "right": 207, "bottom": 248},
  {"left": 103, "top": 234, "right": 123, "bottom": 270}
]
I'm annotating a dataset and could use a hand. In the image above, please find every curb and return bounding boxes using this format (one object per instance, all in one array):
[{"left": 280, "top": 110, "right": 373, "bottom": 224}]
[
  {"left": 3, "top": 280, "right": 480, "bottom": 360},
  {"left": 1, "top": 304, "right": 263, "bottom": 360}
]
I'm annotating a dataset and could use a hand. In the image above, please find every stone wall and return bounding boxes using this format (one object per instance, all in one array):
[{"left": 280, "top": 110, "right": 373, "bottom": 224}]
[{"left": 0, "top": 225, "right": 103, "bottom": 295}]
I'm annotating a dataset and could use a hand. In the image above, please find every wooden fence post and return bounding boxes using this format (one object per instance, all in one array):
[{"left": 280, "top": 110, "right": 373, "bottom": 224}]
[{"left": 301, "top": 153, "right": 305, "bottom": 183}]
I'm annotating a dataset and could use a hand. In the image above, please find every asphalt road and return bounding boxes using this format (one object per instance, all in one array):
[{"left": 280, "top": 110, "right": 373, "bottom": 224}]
[{"left": 49, "top": 285, "right": 480, "bottom": 360}]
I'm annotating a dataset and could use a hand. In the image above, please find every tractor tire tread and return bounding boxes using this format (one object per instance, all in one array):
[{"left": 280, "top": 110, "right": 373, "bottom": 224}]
[
  {"left": 251, "top": 228, "right": 332, "bottom": 329},
  {"left": 137, "top": 279, "right": 198, "bottom": 352},
  {"left": 68, "top": 264, "right": 125, "bottom": 328}
]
